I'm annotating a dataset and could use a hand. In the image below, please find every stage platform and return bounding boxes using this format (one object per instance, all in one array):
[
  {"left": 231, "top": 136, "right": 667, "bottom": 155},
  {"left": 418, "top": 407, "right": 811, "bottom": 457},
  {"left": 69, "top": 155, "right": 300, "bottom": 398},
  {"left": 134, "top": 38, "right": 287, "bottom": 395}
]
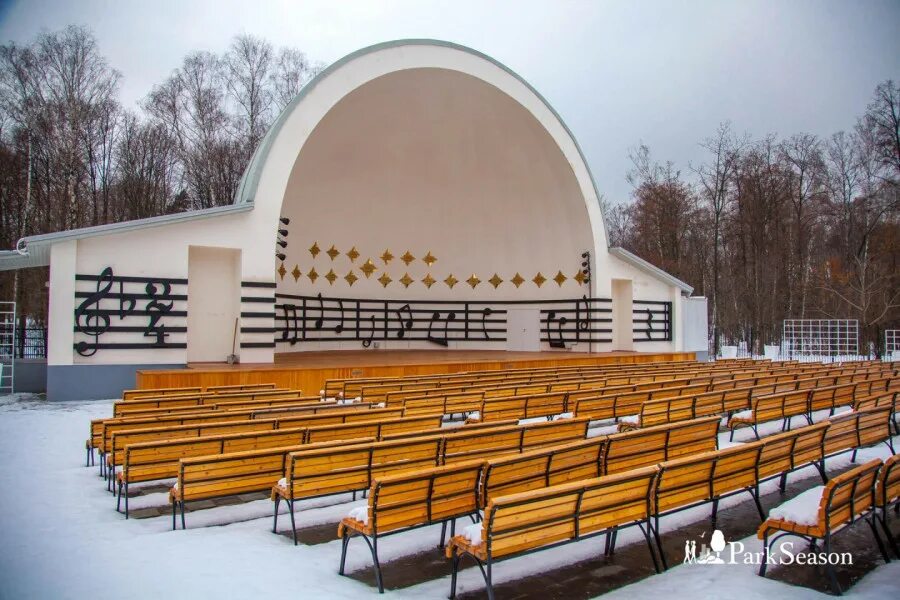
[{"left": 136, "top": 350, "right": 697, "bottom": 393}]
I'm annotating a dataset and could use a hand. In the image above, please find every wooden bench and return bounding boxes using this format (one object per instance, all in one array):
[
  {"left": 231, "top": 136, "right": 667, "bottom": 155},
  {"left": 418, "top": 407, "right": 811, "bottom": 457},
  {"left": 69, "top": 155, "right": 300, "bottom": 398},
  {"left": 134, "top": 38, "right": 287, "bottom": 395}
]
[
  {"left": 271, "top": 436, "right": 444, "bottom": 542},
  {"left": 337, "top": 460, "right": 486, "bottom": 592},
  {"left": 118, "top": 427, "right": 306, "bottom": 516},
  {"left": 874, "top": 453, "right": 900, "bottom": 559},
  {"left": 170, "top": 438, "right": 373, "bottom": 529},
  {"left": 401, "top": 391, "right": 485, "bottom": 418},
  {"left": 112, "top": 391, "right": 314, "bottom": 417},
  {"left": 617, "top": 389, "right": 751, "bottom": 431},
  {"left": 303, "top": 414, "right": 445, "bottom": 444},
  {"left": 122, "top": 386, "right": 201, "bottom": 400},
  {"left": 206, "top": 383, "right": 277, "bottom": 393},
  {"left": 757, "top": 459, "right": 886, "bottom": 595},
  {"left": 603, "top": 416, "right": 721, "bottom": 475},
  {"left": 445, "top": 466, "right": 661, "bottom": 599},
  {"left": 440, "top": 418, "right": 590, "bottom": 464},
  {"left": 822, "top": 406, "right": 895, "bottom": 463},
  {"left": 473, "top": 391, "right": 569, "bottom": 423},
  {"left": 727, "top": 389, "right": 810, "bottom": 440}
]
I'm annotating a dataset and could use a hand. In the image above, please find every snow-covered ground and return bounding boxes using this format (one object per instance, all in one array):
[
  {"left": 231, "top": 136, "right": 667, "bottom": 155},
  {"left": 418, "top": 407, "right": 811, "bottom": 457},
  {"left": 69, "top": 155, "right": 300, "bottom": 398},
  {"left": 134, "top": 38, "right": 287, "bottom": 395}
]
[{"left": 0, "top": 393, "right": 896, "bottom": 599}]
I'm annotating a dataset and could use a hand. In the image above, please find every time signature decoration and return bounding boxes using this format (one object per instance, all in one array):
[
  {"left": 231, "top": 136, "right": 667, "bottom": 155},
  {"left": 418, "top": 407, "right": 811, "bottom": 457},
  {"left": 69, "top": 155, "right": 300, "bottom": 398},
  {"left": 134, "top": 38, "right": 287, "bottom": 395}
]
[
  {"left": 274, "top": 293, "right": 614, "bottom": 348},
  {"left": 632, "top": 300, "right": 673, "bottom": 342},
  {"left": 73, "top": 267, "right": 187, "bottom": 356}
]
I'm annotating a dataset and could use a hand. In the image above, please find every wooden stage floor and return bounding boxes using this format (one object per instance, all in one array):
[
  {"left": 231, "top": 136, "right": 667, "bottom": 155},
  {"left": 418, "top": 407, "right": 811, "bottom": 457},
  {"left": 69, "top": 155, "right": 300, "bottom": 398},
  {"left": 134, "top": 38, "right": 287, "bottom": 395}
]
[{"left": 136, "top": 349, "right": 696, "bottom": 392}]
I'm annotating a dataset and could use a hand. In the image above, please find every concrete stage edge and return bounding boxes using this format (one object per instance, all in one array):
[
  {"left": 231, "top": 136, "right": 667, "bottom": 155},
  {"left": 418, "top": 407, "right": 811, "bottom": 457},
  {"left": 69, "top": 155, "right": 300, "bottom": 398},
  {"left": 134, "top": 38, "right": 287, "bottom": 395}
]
[{"left": 136, "top": 350, "right": 699, "bottom": 394}]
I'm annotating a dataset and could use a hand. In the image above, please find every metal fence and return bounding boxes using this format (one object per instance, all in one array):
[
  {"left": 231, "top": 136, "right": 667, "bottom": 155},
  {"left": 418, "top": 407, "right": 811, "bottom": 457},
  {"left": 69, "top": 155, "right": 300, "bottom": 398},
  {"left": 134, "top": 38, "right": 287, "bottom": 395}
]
[{"left": 14, "top": 326, "right": 47, "bottom": 359}]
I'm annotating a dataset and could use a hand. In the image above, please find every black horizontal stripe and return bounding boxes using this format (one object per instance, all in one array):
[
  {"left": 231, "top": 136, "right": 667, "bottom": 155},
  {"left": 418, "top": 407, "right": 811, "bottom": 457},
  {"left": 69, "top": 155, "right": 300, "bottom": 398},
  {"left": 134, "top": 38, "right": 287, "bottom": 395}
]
[
  {"left": 241, "top": 281, "right": 277, "bottom": 288},
  {"left": 76, "top": 274, "right": 187, "bottom": 285},
  {"left": 73, "top": 326, "right": 187, "bottom": 333},
  {"left": 74, "top": 291, "right": 188, "bottom": 302},
  {"left": 241, "top": 296, "right": 276, "bottom": 303},
  {"left": 241, "top": 312, "right": 276, "bottom": 318},
  {"left": 74, "top": 309, "right": 187, "bottom": 318},
  {"left": 241, "top": 342, "right": 276, "bottom": 348},
  {"left": 241, "top": 327, "right": 277, "bottom": 333},
  {"left": 72, "top": 342, "right": 187, "bottom": 350}
]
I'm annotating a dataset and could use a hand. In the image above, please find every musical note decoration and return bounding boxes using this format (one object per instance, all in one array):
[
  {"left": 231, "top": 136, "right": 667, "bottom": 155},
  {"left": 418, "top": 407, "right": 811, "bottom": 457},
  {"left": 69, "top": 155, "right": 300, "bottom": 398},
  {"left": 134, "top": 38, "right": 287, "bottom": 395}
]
[
  {"left": 360, "top": 259, "right": 377, "bottom": 278},
  {"left": 275, "top": 293, "right": 613, "bottom": 348},
  {"left": 532, "top": 272, "right": 547, "bottom": 288},
  {"left": 632, "top": 300, "right": 672, "bottom": 342},
  {"left": 326, "top": 245, "right": 340, "bottom": 260},
  {"left": 488, "top": 274, "right": 504, "bottom": 289},
  {"left": 291, "top": 265, "right": 302, "bottom": 282},
  {"left": 553, "top": 271, "right": 568, "bottom": 287},
  {"left": 344, "top": 271, "right": 358, "bottom": 287},
  {"left": 644, "top": 308, "right": 654, "bottom": 340},
  {"left": 400, "top": 251, "right": 416, "bottom": 265},
  {"left": 73, "top": 267, "right": 186, "bottom": 357},
  {"left": 510, "top": 273, "right": 525, "bottom": 288},
  {"left": 466, "top": 274, "right": 481, "bottom": 289},
  {"left": 277, "top": 263, "right": 287, "bottom": 281},
  {"left": 422, "top": 273, "right": 436, "bottom": 289},
  {"left": 346, "top": 246, "right": 360, "bottom": 262},
  {"left": 308, "top": 242, "right": 321, "bottom": 258},
  {"left": 399, "top": 273, "right": 414, "bottom": 288}
]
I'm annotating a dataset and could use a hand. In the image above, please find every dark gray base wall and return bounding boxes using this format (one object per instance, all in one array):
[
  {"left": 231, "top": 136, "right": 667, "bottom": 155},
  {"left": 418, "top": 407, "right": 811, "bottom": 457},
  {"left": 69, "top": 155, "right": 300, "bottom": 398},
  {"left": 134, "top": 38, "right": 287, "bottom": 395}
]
[
  {"left": 694, "top": 350, "right": 710, "bottom": 362},
  {"left": 13, "top": 359, "right": 48, "bottom": 393},
  {"left": 47, "top": 364, "right": 187, "bottom": 401}
]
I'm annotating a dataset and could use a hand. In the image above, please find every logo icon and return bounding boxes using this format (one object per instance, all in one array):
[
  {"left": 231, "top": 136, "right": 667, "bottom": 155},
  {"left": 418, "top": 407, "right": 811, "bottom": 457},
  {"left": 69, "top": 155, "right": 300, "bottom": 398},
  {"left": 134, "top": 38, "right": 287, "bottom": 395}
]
[{"left": 683, "top": 530, "right": 727, "bottom": 565}]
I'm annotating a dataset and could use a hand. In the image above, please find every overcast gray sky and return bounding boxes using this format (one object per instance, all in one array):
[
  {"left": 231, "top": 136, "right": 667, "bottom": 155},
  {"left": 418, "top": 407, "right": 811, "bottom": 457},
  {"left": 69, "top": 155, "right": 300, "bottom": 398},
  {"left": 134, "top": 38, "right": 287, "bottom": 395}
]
[{"left": 1, "top": 0, "right": 898, "bottom": 203}]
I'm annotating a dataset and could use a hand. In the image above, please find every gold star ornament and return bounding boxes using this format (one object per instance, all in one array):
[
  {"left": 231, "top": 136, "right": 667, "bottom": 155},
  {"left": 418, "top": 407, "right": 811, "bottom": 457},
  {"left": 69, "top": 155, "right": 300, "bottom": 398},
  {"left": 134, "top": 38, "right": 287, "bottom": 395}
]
[
  {"left": 291, "top": 265, "right": 302, "bottom": 282},
  {"left": 360, "top": 259, "right": 377, "bottom": 278},
  {"left": 277, "top": 263, "right": 287, "bottom": 280},
  {"left": 308, "top": 242, "right": 320, "bottom": 258},
  {"left": 532, "top": 272, "right": 547, "bottom": 288},
  {"left": 346, "top": 246, "right": 360, "bottom": 262},
  {"left": 466, "top": 274, "right": 481, "bottom": 289},
  {"left": 422, "top": 273, "right": 436, "bottom": 289},
  {"left": 444, "top": 274, "right": 458, "bottom": 289},
  {"left": 324, "top": 269, "right": 337, "bottom": 285},
  {"left": 344, "top": 271, "right": 358, "bottom": 286},
  {"left": 326, "top": 245, "right": 340, "bottom": 260},
  {"left": 377, "top": 273, "right": 392, "bottom": 288},
  {"left": 510, "top": 273, "right": 525, "bottom": 288},
  {"left": 400, "top": 273, "right": 414, "bottom": 288},
  {"left": 553, "top": 270, "right": 568, "bottom": 287},
  {"left": 488, "top": 273, "right": 504, "bottom": 289}
]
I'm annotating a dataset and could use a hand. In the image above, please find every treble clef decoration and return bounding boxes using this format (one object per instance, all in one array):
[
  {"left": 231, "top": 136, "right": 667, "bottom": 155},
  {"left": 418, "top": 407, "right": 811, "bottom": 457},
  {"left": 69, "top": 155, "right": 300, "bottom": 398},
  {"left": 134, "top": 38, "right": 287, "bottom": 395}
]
[{"left": 74, "top": 267, "right": 115, "bottom": 357}]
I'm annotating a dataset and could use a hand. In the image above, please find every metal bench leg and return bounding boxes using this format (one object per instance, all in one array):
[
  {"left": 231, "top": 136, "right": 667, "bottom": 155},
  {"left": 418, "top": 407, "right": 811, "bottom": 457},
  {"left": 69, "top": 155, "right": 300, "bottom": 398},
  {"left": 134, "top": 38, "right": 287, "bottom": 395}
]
[
  {"left": 449, "top": 552, "right": 462, "bottom": 599},
  {"left": 815, "top": 460, "right": 828, "bottom": 484},
  {"left": 867, "top": 516, "right": 890, "bottom": 563},
  {"left": 608, "top": 527, "right": 619, "bottom": 555},
  {"left": 485, "top": 557, "right": 494, "bottom": 600},
  {"left": 272, "top": 495, "right": 280, "bottom": 533},
  {"left": 710, "top": 498, "right": 719, "bottom": 529},
  {"left": 359, "top": 533, "right": 384, "bottom": 593},
  {"left": 124, "top": 482, "right": 129, "bottom": 519},
  {"left": 752, "top": 425, "right": 760, "bottom": 441},
  {"left": 289, "top": 499, "right": 298, "bottom": 546},
  {"left": 171, "top": 501, "right": 176, "bottom": 530},
  {"left": 180, "top": 501, "right": 186, "bottom": 530},
  {"left": 779, "top": 471, "right": 789, "bottom": 493},
  {"left": 116, "top": 479, "right": 123, "bottom": 513},
  {"left": 823, "top": 536, "right": 842, "bottom": 595},
  {"left": 338, "top": 530, "right": 351, "bottom": 575},
  {"left": 851, "top": 448, "right": 858, "bottom": 463},
  {"left": 750, "top": 486, "right": 765, "bottom": 521},
  {"left": 653, "top": 516, "right": 669, "bottom": 570},
  {"left": 638, "top": 522, "right": 661, "bottom": 574},
  {"left": 440, "top": 521, "right": 447, "bottom": 548},
  {"left": 758, "top": 530, "right": 770, "bottom": 577},
  {"left": 877, "top": 511, "right": 899, "bottom": 558}
]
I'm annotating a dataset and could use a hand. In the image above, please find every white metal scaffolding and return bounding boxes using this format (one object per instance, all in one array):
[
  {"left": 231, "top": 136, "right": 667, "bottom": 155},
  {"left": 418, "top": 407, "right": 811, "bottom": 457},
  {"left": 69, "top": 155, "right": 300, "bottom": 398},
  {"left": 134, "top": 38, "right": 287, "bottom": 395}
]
[
  {"left": 782, "top": 319, "right": 858, "bottom": 359},
  {"left": 0, "top": 302, "right": 14, "bottom": 394}
]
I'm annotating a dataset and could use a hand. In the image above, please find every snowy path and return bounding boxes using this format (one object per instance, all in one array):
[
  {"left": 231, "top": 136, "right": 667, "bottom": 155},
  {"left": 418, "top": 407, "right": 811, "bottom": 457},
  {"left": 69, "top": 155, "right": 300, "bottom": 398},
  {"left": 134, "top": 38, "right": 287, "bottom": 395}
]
[{"left": 0, "top": 394, "right": 896, "bottom": 599}]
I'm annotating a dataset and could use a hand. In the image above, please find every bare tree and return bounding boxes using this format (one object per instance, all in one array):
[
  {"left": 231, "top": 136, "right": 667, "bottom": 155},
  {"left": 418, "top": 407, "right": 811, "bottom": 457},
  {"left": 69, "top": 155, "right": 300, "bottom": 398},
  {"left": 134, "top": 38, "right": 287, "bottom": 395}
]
[
  {"left": 270, "top": 47, "right": 322, "bottom": 113},
  {"left": 225, "top": 34, "right": 273, "bottom": 158}
]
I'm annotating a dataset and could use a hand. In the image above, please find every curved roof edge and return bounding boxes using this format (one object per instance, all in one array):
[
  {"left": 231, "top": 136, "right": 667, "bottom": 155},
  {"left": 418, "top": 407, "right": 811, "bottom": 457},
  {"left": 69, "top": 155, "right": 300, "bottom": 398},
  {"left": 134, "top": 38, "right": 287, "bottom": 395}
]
[{"left": 233, "top": 40, "right": 607, "bottom": 241}]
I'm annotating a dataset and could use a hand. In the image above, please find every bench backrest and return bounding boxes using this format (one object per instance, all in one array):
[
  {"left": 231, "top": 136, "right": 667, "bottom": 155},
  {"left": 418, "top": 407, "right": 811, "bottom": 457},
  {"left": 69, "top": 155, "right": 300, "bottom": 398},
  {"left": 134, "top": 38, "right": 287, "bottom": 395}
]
[
  {"left": 353, "top": 460, "right": 486, "bottom": 535},
  {"left": 877, "top": 454, "right": 900, "bottom": 509},
  {"left": 823, "top": 407, "right": 892, "bottom": 457},
  {"left": 283, "top": 436, "right": 443, "bottom": 500},
  {"left": 604, "top": 416, "right": 720, "bottom": 475},
  {"left": 478, "top": 391, "right": 569, "bottom": 422},
  {"left": 751, "top": 389, "right": 809, "bottom": 422},
  {"left": 756, "top": 422, "right": 828, "bottom": 481},
  {"left": 820, "top": 459, "right": 883, "bottom": 532},
  {"left": 441, "top": 418, "right": 590, "bottom": 464},
  {"left": 479, "top": 438, "right": 606, "bottom": 507},
  {"left": 402, "top": 391, "right": 485, "bottom": 417},
  {"left": 303, "top": 414, "right": 445, "bottom": 444},
  {"left": 480, "top": 466, "right": 658, "bottom": 559},
  {"left": 123, "top": 386, "right": 201, "bottom": 400},
  {"left": 206, "top": 382, "right": 277, "bottom": 393},
  {"left": 124, "top": 427, "right": 307, "bottom": 484}
]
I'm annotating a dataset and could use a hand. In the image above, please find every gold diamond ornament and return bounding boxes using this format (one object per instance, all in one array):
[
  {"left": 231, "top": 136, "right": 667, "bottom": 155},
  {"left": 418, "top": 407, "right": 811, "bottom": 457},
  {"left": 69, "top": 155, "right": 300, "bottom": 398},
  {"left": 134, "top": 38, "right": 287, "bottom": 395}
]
[
  {"left": 488, "top": 273, "right": 503, "bottom": 289},
  {"left": 309, "top": 242, "right": 320, "bottom": 258},
  {"left": 466, "top": 274, "right": 481, "bottom": 289},
  {"left": 324, "top": 269, "right": 337, "bottom": 285},
  {"left": 307, "top": 267, "right": 319, "bottom": 283},
  {"left": 380, "top": 249, "right": 394, "bottom": 264},
  {"left": 510, "top": 273, "right": 525, "bottom": 288},
  {"left": 277, "top": 263, "right": 287, "bottom": 280},
  {"left": 346, "top": 246, "right": 360, "bottom": 262},
  {"left": 422, "top": 252, "right": 437, "bottom": 267},
  {"left": 291, "top": 265, "right": 302, "bottom": 282},
  {"left": 400, "top": 251, "right": 415, "bottom": 265},
  {"left": 553, "top": 270, "right": 568, "bottom": 287},
  {"left": 422, "top": 273, "right": 436, "bottom": 289},
  {"left": 444, "top": 274, "right": 458, "bottom": 289},
  {"left": 532, "top": 272, "right": 547, "bottom": 288},
  {"left": 344, "top": 271, "right": 358, "bottom": 286},
  {"left": 326, "top": 245, "right": 340, "bottom": 260},
  {"left": 573, "top": 270, "right": 587, "bottom": 285},
  {"left": 360, "top": 259, "right": 377, "bottom": 278},
  {"left": 377, "top": 273, "right": 392, "bottom": 288},
  {"left": 400, "top": 273, "right": 414, "bottom": 288}
]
